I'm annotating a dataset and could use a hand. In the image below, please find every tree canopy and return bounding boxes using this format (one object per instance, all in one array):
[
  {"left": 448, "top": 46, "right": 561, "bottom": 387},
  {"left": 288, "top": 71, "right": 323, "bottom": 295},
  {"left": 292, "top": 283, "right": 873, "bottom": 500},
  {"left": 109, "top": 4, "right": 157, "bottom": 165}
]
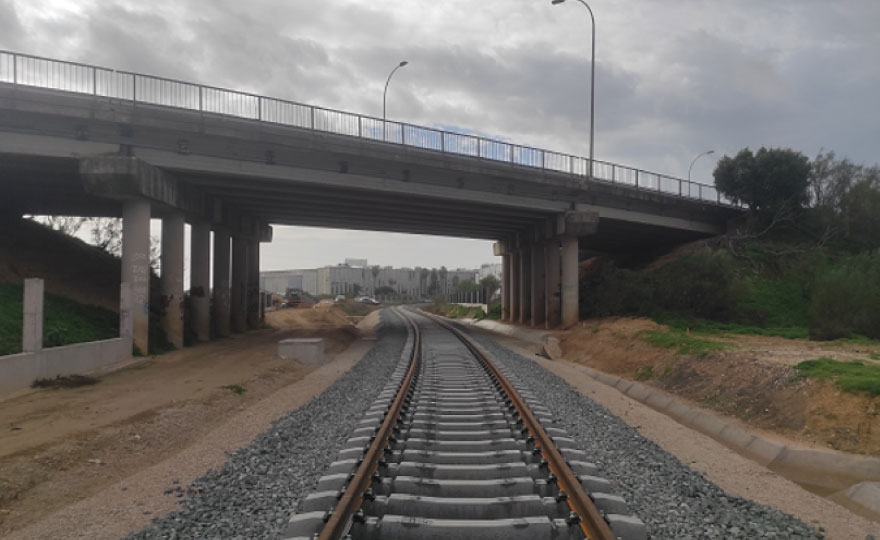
[{"left": 713, "top": 147, "right": 811, "bottom": 213}]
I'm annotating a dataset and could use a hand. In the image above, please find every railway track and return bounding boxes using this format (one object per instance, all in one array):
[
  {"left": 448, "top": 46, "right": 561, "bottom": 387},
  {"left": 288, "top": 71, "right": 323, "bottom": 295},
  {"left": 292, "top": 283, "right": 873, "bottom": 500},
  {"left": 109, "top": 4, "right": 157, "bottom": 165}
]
[{"left": 283, "top": 307, "right": 646, "bottom": 540}]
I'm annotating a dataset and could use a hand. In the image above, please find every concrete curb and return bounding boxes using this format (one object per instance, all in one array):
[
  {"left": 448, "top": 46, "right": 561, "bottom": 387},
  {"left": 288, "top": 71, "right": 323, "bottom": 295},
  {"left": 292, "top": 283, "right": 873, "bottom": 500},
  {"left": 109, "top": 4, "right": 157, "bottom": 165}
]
[{"left": 459, "top": 317, "right": 880, "bottom": 522}]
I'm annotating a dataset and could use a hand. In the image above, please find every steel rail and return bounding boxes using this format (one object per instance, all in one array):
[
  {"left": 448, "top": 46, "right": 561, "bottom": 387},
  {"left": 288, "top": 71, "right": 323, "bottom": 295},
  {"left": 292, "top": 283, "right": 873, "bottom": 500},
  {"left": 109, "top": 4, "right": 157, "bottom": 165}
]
[
  {"left": 317, "top": 309, "right": 421, "bottom": 540},
  {"left": 420, "top": 310, "right": 618, "bottom": 540}
]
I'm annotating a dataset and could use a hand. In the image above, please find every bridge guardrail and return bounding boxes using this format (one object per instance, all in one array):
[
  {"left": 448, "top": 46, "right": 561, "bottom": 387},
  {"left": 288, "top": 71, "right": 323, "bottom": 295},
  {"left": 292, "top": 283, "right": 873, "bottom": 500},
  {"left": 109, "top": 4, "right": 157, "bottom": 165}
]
[{"left": 0, "top": 50, "right": 733, "bottom": 207}]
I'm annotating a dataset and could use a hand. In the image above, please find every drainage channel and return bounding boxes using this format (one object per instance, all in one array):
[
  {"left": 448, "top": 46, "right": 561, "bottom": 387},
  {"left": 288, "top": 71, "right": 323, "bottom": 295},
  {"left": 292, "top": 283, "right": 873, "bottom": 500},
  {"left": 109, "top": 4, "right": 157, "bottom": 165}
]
[{"left": 283, "top": 307, "right": 646, "bottom": 540}]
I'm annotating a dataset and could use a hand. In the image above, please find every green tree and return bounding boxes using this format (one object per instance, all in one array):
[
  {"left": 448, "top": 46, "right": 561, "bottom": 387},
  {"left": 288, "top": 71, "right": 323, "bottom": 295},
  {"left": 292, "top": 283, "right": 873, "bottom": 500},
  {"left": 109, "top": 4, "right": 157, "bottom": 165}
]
[
  {"left": 714, "top": 147, "right": 811, "bottom": 213},
  {"left": 479, "top": 275, "right": 501, "bottom": 300}
]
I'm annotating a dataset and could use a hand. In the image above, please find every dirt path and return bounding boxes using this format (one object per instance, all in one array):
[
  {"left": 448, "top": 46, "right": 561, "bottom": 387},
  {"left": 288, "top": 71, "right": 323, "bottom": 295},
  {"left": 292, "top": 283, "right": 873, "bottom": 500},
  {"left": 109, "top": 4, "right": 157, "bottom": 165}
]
[
  {"left": 0, "top": 308, "right": 378, "bottom": 539},
  {"left": 487, "top": 332, "right": 879, "bottom": 540}
]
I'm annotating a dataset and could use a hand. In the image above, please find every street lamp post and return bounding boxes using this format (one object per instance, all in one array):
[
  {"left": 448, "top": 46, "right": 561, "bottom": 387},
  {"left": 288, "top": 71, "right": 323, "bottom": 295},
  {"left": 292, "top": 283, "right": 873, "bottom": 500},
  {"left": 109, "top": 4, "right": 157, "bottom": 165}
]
[
  {"left": 552, "top": 0, "right": 595, "bottom": 179},
  {"left": 383, "top": 60, "right": 409, "bottom": 142},
  {"left": 687, "top": 149, "right": 716, "bottom": 184}
]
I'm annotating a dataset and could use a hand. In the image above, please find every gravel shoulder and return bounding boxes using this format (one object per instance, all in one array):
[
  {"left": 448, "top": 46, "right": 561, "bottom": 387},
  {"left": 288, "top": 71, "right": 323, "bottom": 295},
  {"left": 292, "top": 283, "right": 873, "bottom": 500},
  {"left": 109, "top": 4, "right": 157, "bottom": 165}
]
[{"left": 478, "top": 329, "right": 879, "bottom": 540}]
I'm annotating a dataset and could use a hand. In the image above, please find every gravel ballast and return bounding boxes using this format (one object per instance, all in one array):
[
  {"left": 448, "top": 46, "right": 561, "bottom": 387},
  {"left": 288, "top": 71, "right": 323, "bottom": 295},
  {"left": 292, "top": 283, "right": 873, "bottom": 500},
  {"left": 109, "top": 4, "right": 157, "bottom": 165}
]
[
  {"left": 464, "top": 328, "right": 824, "bottom": 540},
  {"left": 126, "top": 311, "right": 407, "bottom": 540}
]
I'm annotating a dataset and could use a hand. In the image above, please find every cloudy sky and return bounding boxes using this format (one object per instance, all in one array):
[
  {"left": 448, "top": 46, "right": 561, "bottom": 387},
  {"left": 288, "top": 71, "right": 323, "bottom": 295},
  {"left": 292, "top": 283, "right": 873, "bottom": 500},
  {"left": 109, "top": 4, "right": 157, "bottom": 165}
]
[{"left": 3, "top": 0, "right": 878, "bottom": 270}]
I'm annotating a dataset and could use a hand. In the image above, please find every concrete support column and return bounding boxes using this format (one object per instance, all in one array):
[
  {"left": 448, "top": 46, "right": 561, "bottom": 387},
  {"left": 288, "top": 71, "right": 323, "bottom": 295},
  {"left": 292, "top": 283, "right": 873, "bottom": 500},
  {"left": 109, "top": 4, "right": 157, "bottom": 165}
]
[
  {"left": 510, "top": 251, "right": 520, "bottom": 322},
  {"left": 22, "top": 278, "right": 44, "bottom": 353},
  {"left": 160, "top": 213, "right": 185, "bottom": 349},
  {"left": 247, "top": 239, "right": 261, "bottom": 329},
  {"left": 120, "top": 282, "right": 132, "bottom": 340},
  {"left": 561, "top": 236, "right": 579, "bottom": 328},
  {"left": 121, "top": 198, "right": 151, "bottom": 355},
  {"left": 530, "top": 243, "right": 546, "bottom": 328},
  {"left": 519, "top": 248, "right": 531, "bottom": 325},
  {"left": 231, "top": 236, "right": 249, "bottom": 333},
  {"left": 190, "top": 221, "right": 211, "bottom": 342},
  {"left": 545, "top": 240, "right": 562, "bottom": 329},
  {"left": 501, "top": 253, "right": 510, "bottom": 321},
  {"left": 212, "top": 228, "right": 231, "bottom": 337}
]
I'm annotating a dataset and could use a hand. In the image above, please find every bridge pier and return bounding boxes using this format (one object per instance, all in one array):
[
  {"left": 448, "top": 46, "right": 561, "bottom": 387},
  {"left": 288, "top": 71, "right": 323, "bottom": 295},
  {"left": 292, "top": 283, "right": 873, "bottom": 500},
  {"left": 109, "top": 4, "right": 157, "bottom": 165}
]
[
  {"left": 501, "top": 253, "right": 511, "bottom": 322},
  {"left": 213, "top": 228, "right": 232, "bottom": 337},
  {"left": 518, "top": 245, "right": 531, "bottom": 325},
  {"left": 561, "top": 236, "right": 579, "bottom": 328},
  {"left": 160, "top": 212, "right": 185, "bottom": 349},
  {"left": 247, "top": 239, "right": 261, "bottom": 329},
  {"left": 545, "top": 240, "right": 562, "bottom": 329},
  {"left": 530, "top": 243, "right": 546, "bottom": 328},
  {"left": 121, "top": 198, "right": 151, "bottom": 355},
  {"left": 510, "top": 251, "right": 520, "bottom": 322},
  {"left": 190, "top": 220, "right": 211, "bottom": 342},
  {"left": 231, "top": 235, "right": 249, "bottom": 333}
]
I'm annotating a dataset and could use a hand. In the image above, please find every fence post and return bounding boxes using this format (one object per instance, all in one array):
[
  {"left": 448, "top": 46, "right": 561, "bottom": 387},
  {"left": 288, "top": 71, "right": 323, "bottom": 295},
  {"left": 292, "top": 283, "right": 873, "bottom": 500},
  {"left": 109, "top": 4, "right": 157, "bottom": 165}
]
[
  {"left": 257, "top": 96, "right": 262, "bottom": 121},
  {"left": 635, "top": 171, "right": 639, "bottom": 189},
  {"left": 441, "top": 132, "right": 445, "bottom": 153},
  {"left": 310, "top": 107, "right": 315, "bottom": 130},
  {"left": 358, "top": 115, "right": 362, "bottom": 138},
  {"left": 679, "top": 180, "right": 683, "bottom": 196},
  {"left": 401, "top": 123, "right": 405, "bottom": 145},
  {"left": 12, "top": 53, "right": 17, "bottom": 85},
  {"left": 699, "top": 184, "right": 703, "bottom": 200},
  {"left": 477, "top": 137, "right": 481, "bottom": 158},
  {"left": 92, "top": 67, "right": 97, "bottom": 95},
  {"left": 198, "top": 86, "right": 203, "bottom": 112},
  {"left": 569, "top": 155, "right": 574, "bottom": 175}
]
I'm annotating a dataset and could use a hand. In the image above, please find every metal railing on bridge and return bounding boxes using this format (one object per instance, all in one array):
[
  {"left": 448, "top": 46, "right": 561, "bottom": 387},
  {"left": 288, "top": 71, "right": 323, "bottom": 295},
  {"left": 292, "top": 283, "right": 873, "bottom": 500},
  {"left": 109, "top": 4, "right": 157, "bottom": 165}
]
[{"left": 0, "top": 50, "right": 732, "bottom": 206}]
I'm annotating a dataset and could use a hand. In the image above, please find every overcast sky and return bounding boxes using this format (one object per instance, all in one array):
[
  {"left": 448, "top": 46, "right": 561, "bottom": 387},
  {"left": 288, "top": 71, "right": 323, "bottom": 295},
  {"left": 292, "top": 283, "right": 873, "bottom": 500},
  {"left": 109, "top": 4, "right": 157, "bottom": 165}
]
[{"left": 4, "top": 0, "right": 878, "bottom": 270}]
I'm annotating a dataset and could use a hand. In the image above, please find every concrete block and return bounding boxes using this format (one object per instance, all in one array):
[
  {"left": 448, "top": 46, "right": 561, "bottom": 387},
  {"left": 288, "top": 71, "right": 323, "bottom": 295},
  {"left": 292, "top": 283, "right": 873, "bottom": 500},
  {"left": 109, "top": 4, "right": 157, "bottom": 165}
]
[
  {"left": 624, "top": 382, "right": 653, "bottom": 402},
  {"left": 662, "top": 400, "right": 700, "bottom": 423},
  {"left": 278, "top": 338, "right": 324, "bottom": 364},
  {"left": 716, "top": 425, "right": 755, "bottom": 450},
  {"left": 686, "top": 411, "right": 726, "bottom": 437},
  {"left": 830, "top": 482, "right": 880, "bottom": 522},
  {"left": 741, "top": 436, "right": 785, "bottom": 466},
  {"left": 769, "top": 446, "right": 880, "bottom": 492}
]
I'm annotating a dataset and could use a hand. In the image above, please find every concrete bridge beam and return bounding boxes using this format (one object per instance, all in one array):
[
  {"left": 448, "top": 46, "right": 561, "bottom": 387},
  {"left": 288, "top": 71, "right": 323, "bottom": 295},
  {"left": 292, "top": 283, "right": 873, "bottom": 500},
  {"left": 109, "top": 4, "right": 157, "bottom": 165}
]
[
  {"left": 160, "top": 212, "right": 185, "bottom": 349},
  {"left": 231, "top": 236, "right": 249, "bottom": 333},
  {"left": 190, "top": 220, "right": 211, "bottom": 342},
  {"left": 212, "top": 228, "right": 232, "bottom": 337},
  {"left": 121, "top": 198, "right": 151, "bottom": 354}
]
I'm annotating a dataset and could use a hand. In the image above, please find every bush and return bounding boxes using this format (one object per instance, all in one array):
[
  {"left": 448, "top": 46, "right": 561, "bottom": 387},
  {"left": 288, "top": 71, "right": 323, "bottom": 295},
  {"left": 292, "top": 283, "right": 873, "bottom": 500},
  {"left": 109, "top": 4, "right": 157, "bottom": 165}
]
[
  {"left": 809, "top": 252, "right": 880, "bottom": 340},
  {"left": 580, "top": 251, "right": 744, "bottom": 322}
]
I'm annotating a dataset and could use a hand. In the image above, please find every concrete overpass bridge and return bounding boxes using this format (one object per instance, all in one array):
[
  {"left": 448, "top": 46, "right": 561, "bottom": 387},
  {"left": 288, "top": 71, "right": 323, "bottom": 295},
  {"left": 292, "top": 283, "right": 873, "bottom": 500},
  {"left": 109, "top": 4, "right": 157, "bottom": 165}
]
[{"left": 0, "top": 50, "right": 740, "bottom": 355}]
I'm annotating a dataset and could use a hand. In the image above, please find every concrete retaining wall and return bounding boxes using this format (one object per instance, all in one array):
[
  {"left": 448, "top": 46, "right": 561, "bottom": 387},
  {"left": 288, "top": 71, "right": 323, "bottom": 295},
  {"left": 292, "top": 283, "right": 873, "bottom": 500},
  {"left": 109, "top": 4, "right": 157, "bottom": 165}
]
[{"left": 0, "top": 337, "right": 132, "bottom": 398}]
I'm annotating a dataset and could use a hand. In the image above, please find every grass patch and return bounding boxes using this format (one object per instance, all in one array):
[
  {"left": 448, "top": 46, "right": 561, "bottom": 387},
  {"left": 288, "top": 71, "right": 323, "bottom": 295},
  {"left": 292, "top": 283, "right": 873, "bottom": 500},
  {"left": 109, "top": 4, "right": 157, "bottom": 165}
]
[
  {"left": 0, "top": 282, "right": 119, "bottom": 356},
  {"left": 428, "top": 301, "right": 487, "bottom": 320},
  {"left": 638, "top": 329, "right": 731, "bottom": 356},
  {"left": 796, "top": 357, "right": 880, "bottom": 396},
  {"left": 222, "top": 384, "right": 246, "bottom": 395},
  {"left": 871, "top": 353, "right": 880, "bottom": 361},
  {"left": 635, "top": 365, "right": 654, "bottom": 380},
  {"left": 31, "top": 374, "right": 100, "bottom": 389},
  {"left": 656, "top": 313, "right": 809, "bottom": 340}
]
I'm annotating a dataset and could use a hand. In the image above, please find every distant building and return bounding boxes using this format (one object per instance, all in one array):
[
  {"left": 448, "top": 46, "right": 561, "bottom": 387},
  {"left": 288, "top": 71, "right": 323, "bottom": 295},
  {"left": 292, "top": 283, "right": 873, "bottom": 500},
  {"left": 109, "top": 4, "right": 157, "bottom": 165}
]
[
  {"left": 261, "top": 262, "right": 477, "bottom": 298},
  {"left": 478, "top": 263, "right": 502, "bottom": 281},
  {"left": 344, "top": 258, "right": 368, "bottom": 268}
]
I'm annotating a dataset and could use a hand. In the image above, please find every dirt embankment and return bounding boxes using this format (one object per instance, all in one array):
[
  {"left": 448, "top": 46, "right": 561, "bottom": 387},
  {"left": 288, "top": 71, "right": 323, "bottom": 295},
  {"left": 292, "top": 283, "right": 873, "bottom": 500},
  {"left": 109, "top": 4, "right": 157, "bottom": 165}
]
[
  {"left": 0, "top": 307, "right": 361, "bottom": 538},
  {"left": 558, "top": 318, "right": 880, "bottom": 456}
]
